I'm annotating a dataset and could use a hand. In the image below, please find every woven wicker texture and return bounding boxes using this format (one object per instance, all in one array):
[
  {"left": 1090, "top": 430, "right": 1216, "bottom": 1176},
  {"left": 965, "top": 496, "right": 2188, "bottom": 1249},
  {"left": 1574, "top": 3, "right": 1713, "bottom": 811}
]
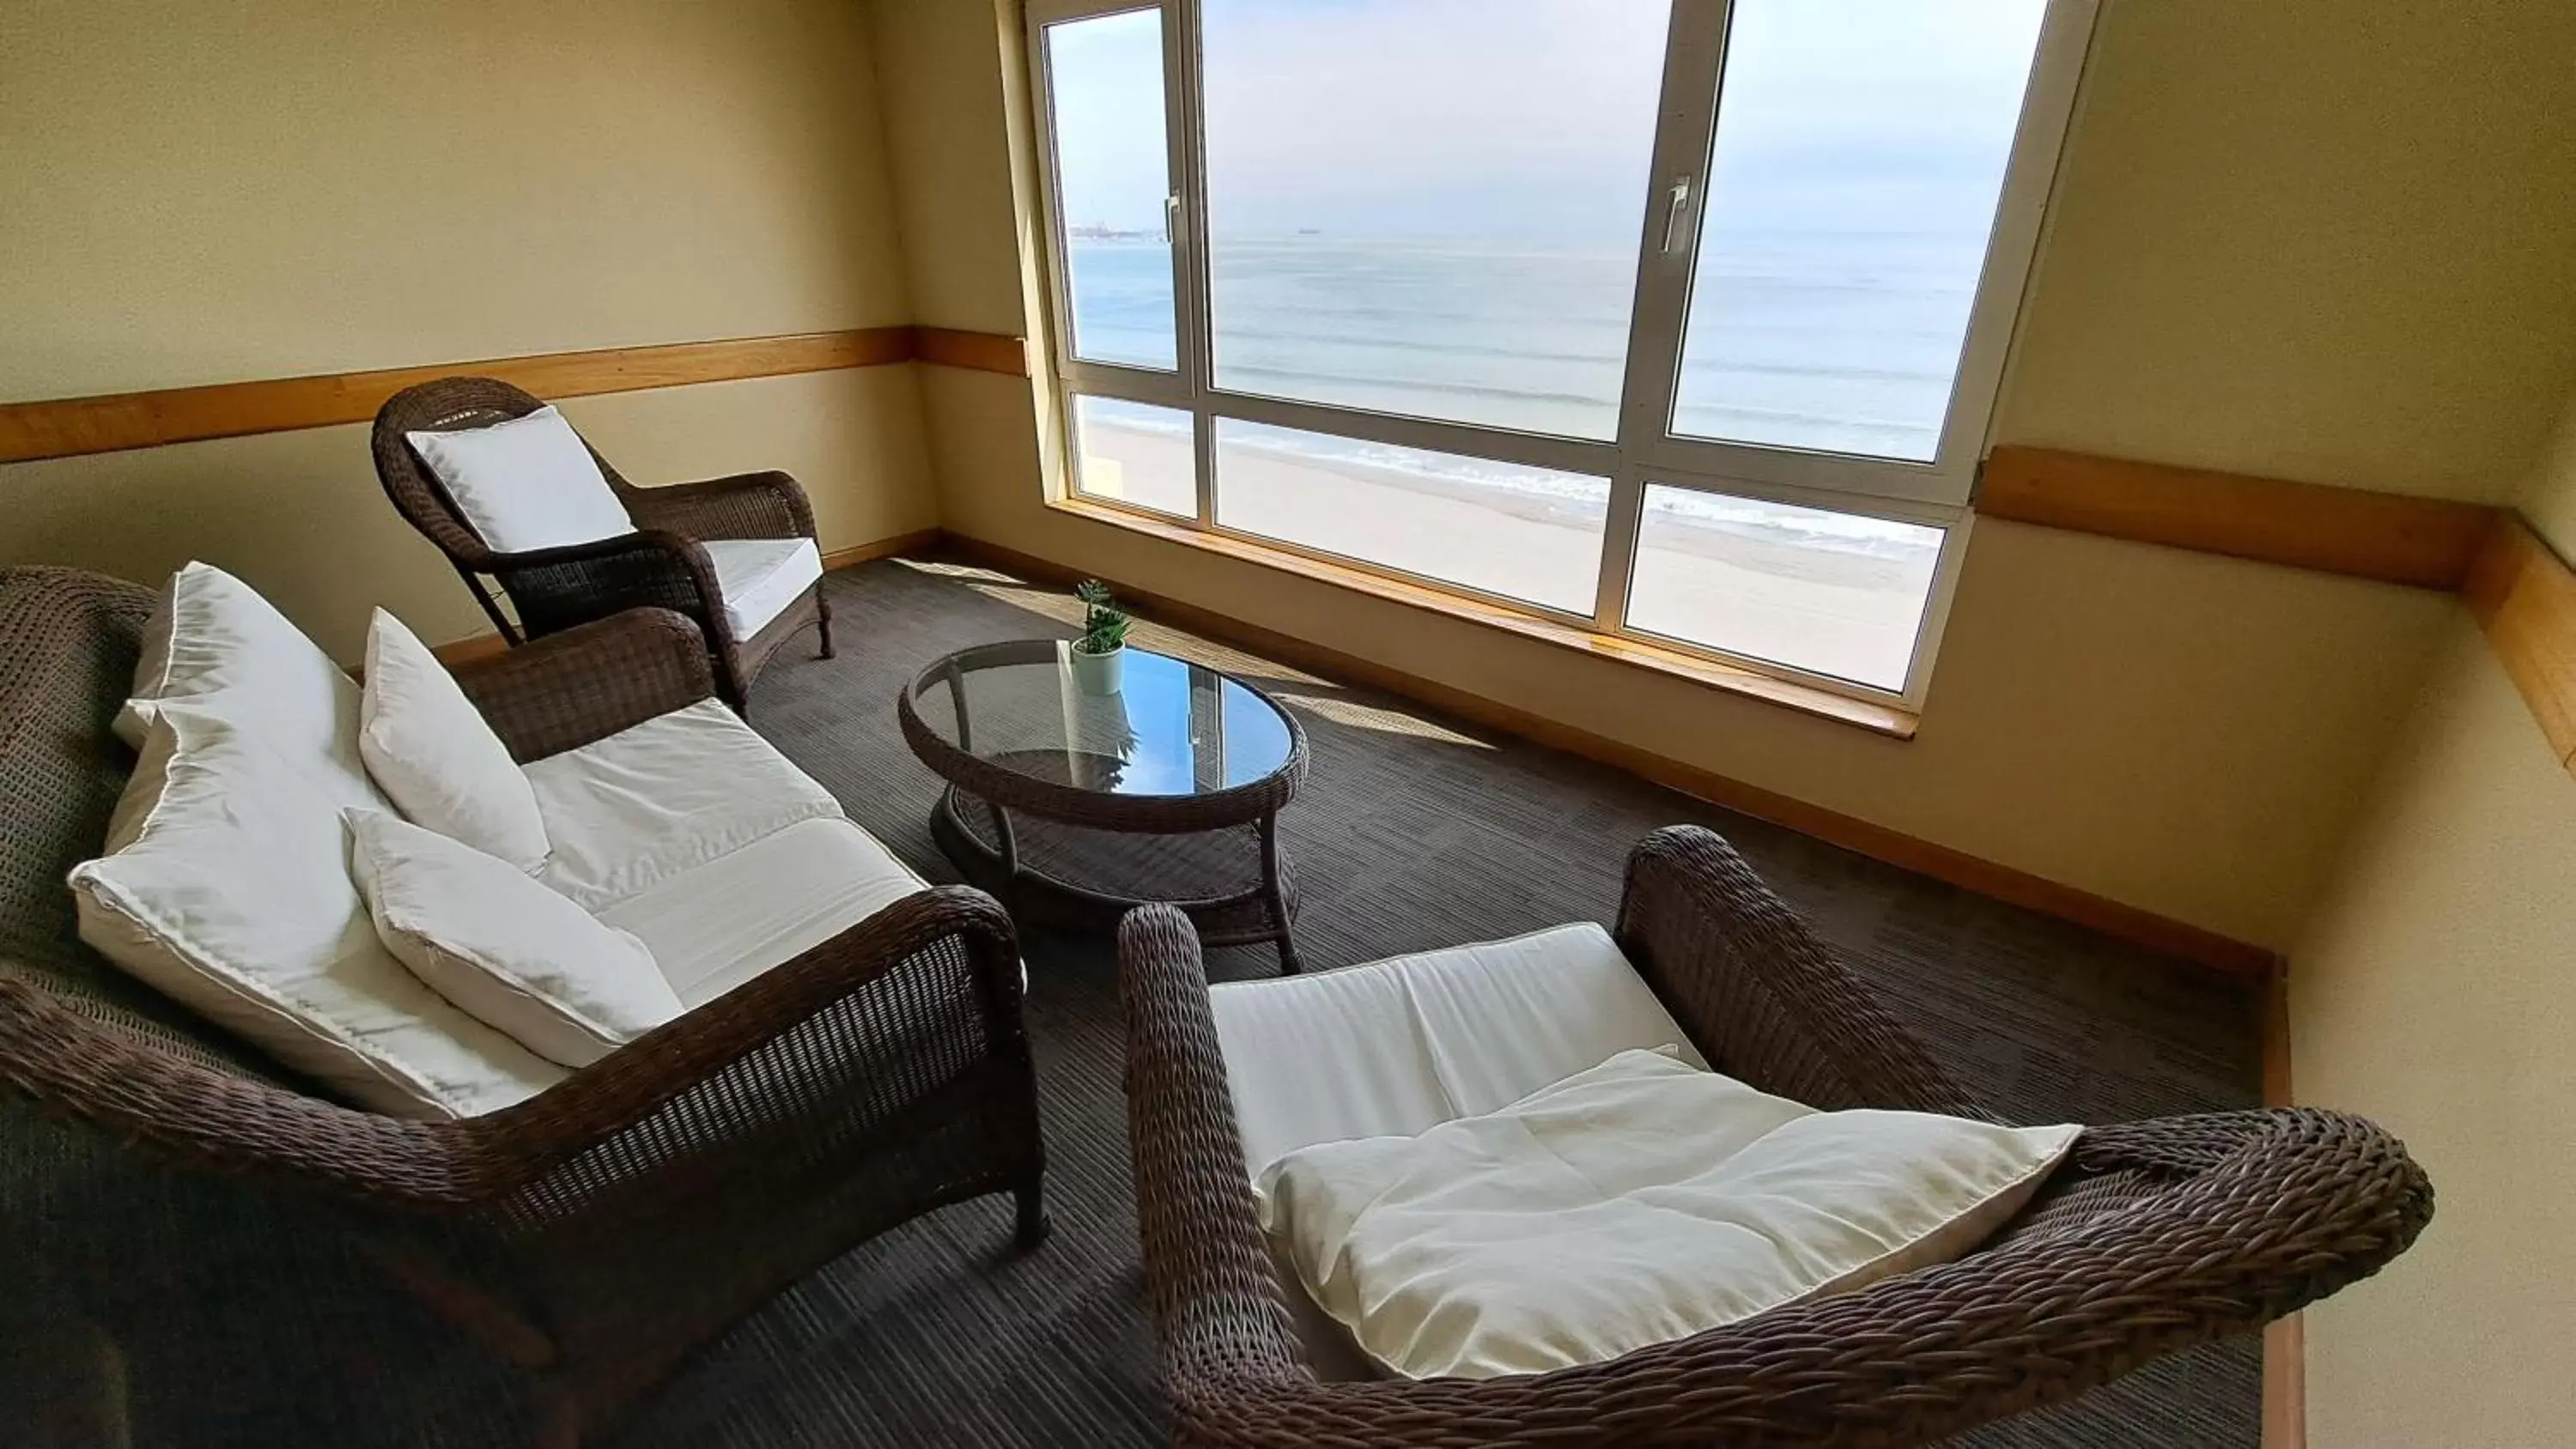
[
  {"left": 0, "top": 569, "right": 1046, "bottom": 1445},
  {"left": 8, "top": 560, "right": 2367, "bottom": 1445},
  {"left": 370, "top": 377, "right": 831, "bottom": 707},
  {"left": 1116, "top": 828, "right": 2431, "bottom": 1448}
]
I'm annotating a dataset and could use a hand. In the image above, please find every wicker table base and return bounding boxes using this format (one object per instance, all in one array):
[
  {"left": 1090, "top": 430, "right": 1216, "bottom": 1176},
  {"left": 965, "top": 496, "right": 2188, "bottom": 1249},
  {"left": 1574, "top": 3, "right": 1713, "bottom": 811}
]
[
  {"left": 899, "top": 640, "right": 1311, "bottom": 975},
  {"left": 931, "top": 784, "right": 1303, "bottom": 971}
]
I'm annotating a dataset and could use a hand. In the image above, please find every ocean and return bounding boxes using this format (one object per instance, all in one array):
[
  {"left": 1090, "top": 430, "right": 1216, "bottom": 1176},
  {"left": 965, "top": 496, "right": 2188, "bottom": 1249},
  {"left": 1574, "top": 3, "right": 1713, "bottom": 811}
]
[{"left": 1063, "top": 233, "right": 1969, "bottom": 562}]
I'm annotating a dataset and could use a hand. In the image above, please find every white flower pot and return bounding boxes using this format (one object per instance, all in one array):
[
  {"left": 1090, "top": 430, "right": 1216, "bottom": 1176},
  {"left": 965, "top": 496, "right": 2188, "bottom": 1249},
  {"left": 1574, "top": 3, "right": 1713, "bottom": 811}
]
[{"left": 1072, "top": 643, "right": 1124, "bottom": 695}]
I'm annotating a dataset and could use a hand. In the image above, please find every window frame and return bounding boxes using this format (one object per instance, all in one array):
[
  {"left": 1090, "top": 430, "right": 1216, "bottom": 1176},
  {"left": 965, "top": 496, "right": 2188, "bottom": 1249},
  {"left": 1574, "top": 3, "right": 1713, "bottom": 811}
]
[{"left": 1024, "top": 0, "right": 2098, "bottom": 714}]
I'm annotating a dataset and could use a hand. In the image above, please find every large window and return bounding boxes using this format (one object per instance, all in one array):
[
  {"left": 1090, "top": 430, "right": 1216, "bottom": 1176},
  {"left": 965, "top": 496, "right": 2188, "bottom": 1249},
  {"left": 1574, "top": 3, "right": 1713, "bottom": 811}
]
[{"left": 1030, "top": 0, "right": 2092, "bottom": 708}]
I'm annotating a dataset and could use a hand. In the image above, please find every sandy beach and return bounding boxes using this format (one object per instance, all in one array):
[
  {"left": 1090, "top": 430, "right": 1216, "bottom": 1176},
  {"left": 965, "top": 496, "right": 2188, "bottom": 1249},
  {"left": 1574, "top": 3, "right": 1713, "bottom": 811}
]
[{"left": 1076, "top": 420, "right": 1934, "bottom": 690}]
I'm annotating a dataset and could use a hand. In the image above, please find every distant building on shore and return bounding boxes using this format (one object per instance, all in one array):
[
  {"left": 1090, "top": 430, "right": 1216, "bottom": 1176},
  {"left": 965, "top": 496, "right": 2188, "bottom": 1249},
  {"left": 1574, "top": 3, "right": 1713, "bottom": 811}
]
[{"left": 1069, "top": 221, "right": 1167, "bottom": 242}]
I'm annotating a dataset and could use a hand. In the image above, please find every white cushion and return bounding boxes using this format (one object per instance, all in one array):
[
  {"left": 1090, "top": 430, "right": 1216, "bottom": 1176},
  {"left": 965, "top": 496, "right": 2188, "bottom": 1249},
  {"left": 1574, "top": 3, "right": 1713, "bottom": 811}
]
[
  {"left": 113, "top": 565, "right": 378, "bottom": 817},
  {"left": 70, "top": 707, "right": 567, "bottom": 1119},
  {"left": 599, "top": 816, "right": 928, "bottom": 1008},
  {"left": 404, "top": 404, "right": 635, "bottom": 555},
  {"left": 1261, "top": 1048, "right": 2079, "bottom": 1380},
  {"left": 702, "top": 537, "right": 823, "bottom": 641},
  {"left": 358, "top": 609, "right": 550, "bottom": 871},
  {"left": 526, "top": 700, "right": 845, "bottom": 912},
  {"left": 1208, "top": 923, "right": 1708, "bottom": 1180},
  {"left": 347, "top": 809, "right": 678, "bottom": 1068}
]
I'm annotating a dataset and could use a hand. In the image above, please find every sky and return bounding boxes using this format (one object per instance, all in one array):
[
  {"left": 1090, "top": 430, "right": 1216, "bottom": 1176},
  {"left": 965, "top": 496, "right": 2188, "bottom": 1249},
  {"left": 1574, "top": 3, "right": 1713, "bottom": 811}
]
[{"left": 1048, "top": 0, "right": 2050, "bottom": 246}]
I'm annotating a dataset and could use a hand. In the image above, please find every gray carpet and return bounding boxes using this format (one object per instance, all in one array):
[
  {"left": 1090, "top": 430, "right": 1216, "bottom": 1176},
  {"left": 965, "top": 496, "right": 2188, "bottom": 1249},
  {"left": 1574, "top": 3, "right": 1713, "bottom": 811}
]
[{"left": 4, "top": 557, "right": 2264, "bottom": 1446}]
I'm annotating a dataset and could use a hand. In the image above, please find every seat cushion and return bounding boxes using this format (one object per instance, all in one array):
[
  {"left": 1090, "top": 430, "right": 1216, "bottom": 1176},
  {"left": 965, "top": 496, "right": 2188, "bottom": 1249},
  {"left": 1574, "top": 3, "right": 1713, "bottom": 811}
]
[
  {"left": 404, "top": 404, "right": 635, "bottom": 555},
  {"left": 702, "top": 537, "right": 822, "bottom": 641},
  {"left": 70, "top": 706, "right": 567, "bottom": 1119},
  {"left": 348, "top": 809, "right": 678, "bottom": 1069},
  {"left": 359, "top": 609, "right": 550, "bottom": 870},
  {"left": 1261, "top": 1048, "right": 2078, "bottom": 1380},
  {"left": 599, "top": 816, "right": 927, "bottom": 1008},
  {"left": 1208, "top": 922, "right": 1707, "bottom": 1180},
  {"left": 526, "top": 700, "right": 845, "bottom": 912}
]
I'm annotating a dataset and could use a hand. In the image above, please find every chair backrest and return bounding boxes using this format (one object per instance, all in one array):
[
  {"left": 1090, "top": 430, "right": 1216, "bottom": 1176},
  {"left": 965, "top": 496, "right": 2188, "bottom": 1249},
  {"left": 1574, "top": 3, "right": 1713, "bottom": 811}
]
[
  {"left": 0, "top": 567, "right": 270, "bottom": 1079},
  {"left": 368, "top": 376, "right": 644, "bottom": 567}
]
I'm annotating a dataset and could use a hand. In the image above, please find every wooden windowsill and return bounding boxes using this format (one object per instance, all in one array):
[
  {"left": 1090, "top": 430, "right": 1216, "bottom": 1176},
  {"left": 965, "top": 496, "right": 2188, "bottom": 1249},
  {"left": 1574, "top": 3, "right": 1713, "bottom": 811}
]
[{"left": 1045, "top": 496, "right": 1921, "bottom": 740}]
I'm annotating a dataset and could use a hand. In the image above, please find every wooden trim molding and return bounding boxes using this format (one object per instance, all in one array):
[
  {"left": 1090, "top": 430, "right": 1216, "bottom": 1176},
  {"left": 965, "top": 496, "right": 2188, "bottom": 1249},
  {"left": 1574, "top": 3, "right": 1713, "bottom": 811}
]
[
  {"left": 939, "top": 530, "right": 2275, "bottom": 977},
  {"left": 2466, "top": 514, "right": 2576, "bottom": 771},
  {"left": 428, "top": 526, "right": 941, "bottom": 667},
  {"left": 2264, "top": 1313, "right": 2306, "bottom": 1449},
  {"left": 428, "top": 633, "right": 514, "bottom": 670},
  {"left": 2261, "top": 964, "right": 2304, "bottom": 1449},
  {"left": 1981, "top": 446, "right": 2499, "bottom": 591},
  {"left": 0, "top": 329, "right": 912, "bottom": 464},
  {"left": 820, "top": 527, "right": 945, "bottom": 573},
  {"left": 908, "top": 325, "right": 1030, "bottom": 377},
  {"left": 0, "top": 325, "right": 1034, "bottom": 464}
]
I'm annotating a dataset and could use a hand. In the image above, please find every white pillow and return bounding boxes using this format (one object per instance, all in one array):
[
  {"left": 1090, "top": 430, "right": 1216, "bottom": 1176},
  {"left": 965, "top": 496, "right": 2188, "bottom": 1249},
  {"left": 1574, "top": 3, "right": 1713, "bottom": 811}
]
[
  {"left": 70, "top": 706, "right": 567, "bottom": 1119},
  {"left": 1259, "top": 1048, "right": 2078, "bottom": 1380},
  {"left": 346, "top": 810, "right": 678, "bottom": 1069},
  {"left": 114, "top": 561, "right": 367, "bottom": 777},
  {"left": 404, "top": 404, "right": 635, "bottom": 555},
  {"left": 359, "top": 609, "right": 550, "bottom": 871}
]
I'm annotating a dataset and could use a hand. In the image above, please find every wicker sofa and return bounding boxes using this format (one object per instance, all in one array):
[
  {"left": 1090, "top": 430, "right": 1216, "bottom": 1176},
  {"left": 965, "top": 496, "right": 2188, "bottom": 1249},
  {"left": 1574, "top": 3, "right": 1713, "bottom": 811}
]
[
  {"left": 1117, "top": 827, "right": 2434, "bottom": 1448},
  {"left": 0, "top": 566, "right": 1046, "bottom": 1446}
]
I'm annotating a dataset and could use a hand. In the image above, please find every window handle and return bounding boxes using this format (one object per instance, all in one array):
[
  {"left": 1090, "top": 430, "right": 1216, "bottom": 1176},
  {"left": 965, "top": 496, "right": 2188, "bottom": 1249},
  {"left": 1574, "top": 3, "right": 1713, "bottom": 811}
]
[
  {"left": 1660, "top": 175, "right": 1695, "bottom": 255},
  {"left": 1165, "top": 191, "right": 1182, "bottom": 244}
]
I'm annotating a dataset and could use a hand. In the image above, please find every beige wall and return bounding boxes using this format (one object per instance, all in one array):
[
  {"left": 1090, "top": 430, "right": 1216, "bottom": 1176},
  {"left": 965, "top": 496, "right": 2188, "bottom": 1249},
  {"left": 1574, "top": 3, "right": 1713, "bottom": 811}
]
[
  {"left": 2281, "top": 390, "right": 2576, "bottom": 1447},
  {"left": 2000, "top": 0, "right": 2576, "bottom": 500},
  {"left": 0, "top": 0, "right": 937, "bottom": 652},
  {"left": 867, "top": 0, "right": 2576, "bottom": 949},
  {"left": 2289, "top": 512, "right": 2576, "bottom": 1440}
]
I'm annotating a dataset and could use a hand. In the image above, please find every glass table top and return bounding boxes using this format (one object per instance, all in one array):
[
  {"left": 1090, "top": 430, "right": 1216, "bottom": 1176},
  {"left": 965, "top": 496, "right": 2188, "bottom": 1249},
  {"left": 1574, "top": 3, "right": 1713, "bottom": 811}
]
[{"left": 909, "top": 640, "right": 1297, "bottom": 797}]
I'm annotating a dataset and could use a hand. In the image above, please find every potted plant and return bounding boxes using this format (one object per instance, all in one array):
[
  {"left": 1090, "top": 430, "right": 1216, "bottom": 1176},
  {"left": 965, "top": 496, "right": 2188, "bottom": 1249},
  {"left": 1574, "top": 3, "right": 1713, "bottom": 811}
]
[{"left": 1071, "top": 579, "right": 1130, "bottom": 694}]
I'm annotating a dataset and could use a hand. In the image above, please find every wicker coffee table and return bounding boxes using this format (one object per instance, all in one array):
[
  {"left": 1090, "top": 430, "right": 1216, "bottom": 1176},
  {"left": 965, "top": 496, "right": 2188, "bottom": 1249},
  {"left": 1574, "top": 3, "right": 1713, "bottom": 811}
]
[{"left": 897, "top": 639, "right": 1309, "bottom": 971}]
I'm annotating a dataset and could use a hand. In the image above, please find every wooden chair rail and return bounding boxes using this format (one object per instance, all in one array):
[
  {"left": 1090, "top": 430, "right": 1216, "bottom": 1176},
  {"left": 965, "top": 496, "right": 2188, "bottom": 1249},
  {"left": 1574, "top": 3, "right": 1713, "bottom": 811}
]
[{"left": 0, "top": 325, "right": 1029, "bottom": 464}]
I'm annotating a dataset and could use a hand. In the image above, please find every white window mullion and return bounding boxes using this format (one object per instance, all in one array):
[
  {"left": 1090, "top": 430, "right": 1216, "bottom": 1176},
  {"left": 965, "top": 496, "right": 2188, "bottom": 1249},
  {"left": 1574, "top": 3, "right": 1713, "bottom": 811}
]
[
  {"left": 1060, "top": 359, "right": 1191, "bottom": 409},
  {"left": 1202, "top": 389, "right": 1615, "bottom": 480},
  {"left": 1024, "top": 6, "right": 1081, "bottom": 396},
  {"left": 1612, "top": 0, "right": 1730, "bottom": 476},
  {"left": 1166, "top": 0, "right": 1218, "bottom": 526},
  {"left": 1896, "top": 517, "right": 1974, "bottom": 710},
  {"left": 1939, "top": 0, "right": 2101, "bottom": 473},
  {"left": 1601, "top": 0, "right": 1733, "bottom": 630},
  {"left": 1589, "top": 470, "right": 1647, "bottom": 633}
]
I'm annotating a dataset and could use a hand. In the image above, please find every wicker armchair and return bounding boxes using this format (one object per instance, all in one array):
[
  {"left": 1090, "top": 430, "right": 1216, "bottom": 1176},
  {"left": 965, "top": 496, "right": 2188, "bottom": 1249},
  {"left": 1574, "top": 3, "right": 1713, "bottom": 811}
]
[
  {"left": 371, "top": 376, "right": 832, "bottom": 708},
  {"left": 0, "top": 567, "right": 1047, "bottom": 1447},
  {"left": 1115, "top": 826, "right": 2433, "bottom": 1448}
]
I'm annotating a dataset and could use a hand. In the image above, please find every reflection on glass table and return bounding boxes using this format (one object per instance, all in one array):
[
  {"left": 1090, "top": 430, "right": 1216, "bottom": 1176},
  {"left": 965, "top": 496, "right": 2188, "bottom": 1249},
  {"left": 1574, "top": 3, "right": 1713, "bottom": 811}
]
[
  {"left": 909, "top": 642, "right": 1294, "bottom": 796},
  {"left": 897, "top": 640, "right": 1309, "bottom": 971}
]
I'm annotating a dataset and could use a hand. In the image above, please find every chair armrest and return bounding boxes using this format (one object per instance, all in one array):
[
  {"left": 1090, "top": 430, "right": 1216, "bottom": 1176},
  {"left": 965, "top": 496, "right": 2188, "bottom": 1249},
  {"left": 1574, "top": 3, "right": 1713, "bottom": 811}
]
[
  {"left": 0, "top": 973, "right": 477, "bottom": 1205},
  {"left": 1181, "top": 1109, "right": 2429, "bottom": 1448},
  {"left": 453, "top": 608, "right": 714, "bottom": 762},
  {"left": 465, "top": 885, "right": 1036, "bottom": 1223},
  {"left": 0, "top": 888, "right": 1030, "bottom": 1220},
  {"left": 1614, "top": 825, "right": 1982, "bottom": 1117},
  {"left": 1115, "top": 906, "right": 1316, "bottom": 1395},
  {"left": 477, "top": 529, "right": 726, "bottom": 641},
  {"left": 623, "top": 470, "right": 816, "bottom": 543}
]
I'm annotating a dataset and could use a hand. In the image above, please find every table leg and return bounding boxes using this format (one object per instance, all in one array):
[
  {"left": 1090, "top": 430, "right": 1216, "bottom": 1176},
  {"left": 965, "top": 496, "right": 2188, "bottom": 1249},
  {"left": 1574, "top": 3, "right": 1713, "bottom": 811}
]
[
  {"left": 985, "top": 795, "right": 1020, "bottom": 888},
  {"left": 1258, "top": 812, "right": 1303, "bottom": 974}
]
